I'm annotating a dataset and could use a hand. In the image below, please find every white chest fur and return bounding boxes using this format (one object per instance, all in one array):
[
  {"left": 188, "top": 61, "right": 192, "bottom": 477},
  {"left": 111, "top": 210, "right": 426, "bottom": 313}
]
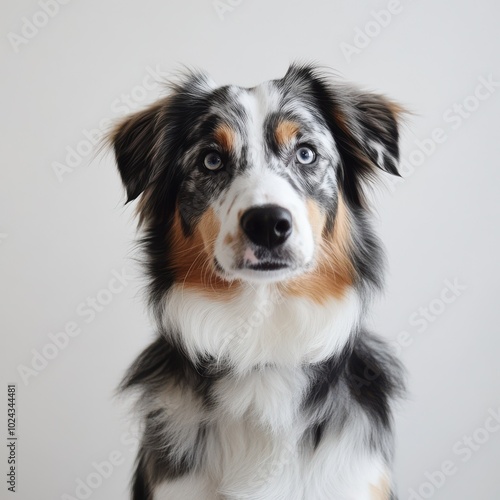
[
  {"left": 207, "top": 368, "right": 385, "bottom": 500},
  {"left": 151, "top": 285, "right": 386, "bottom": 499},
  {"left": 159, "top": 283, "right": 362, "bottom": 373},
  {"left": 153, "top": 365, "right": 386, "bottom": 500}
]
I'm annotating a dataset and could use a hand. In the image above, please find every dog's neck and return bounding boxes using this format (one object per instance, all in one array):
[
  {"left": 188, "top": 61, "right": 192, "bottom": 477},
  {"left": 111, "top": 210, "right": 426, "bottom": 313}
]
[{"left": 156, "top": 283, "right": 363, "bottom": 374}]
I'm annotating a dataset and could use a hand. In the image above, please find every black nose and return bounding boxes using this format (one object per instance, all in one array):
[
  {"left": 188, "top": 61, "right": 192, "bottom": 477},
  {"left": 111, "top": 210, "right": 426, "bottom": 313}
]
[{"left": 240, "top": 205, "right": 293, "bottom": 249}]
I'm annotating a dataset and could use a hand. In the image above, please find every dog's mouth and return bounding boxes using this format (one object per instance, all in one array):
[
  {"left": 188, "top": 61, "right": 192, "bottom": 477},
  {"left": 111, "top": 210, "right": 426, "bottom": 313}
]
[
  {"left": 214, "top": 256, "right": 304, "bottom": 284},
  {"left": 234, "top": 260, "right": 295, "bottom": 283},
  {"left": 213, "top": 238, "right": 311, "bottom": 283},
  {"left": 214, "top": 258, "right": 291, "bottom": 273},
  {"left": 244, "top": 261, "right": 289, "bottom": 271}
]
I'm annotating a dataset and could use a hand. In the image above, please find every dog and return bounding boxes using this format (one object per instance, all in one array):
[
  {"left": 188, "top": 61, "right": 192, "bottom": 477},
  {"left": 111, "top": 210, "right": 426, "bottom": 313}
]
[{"left": 109, "top": 63, "right": 405, "bottom": 500}]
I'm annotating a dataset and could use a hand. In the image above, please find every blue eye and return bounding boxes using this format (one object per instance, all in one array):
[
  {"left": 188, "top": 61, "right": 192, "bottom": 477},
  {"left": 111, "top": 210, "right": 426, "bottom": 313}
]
[
  {"left": 295, "top": 146, "right": 316, "bottom": 165},
  {"left": 204, "top": 152, "right": 223, "bottom": 171}
]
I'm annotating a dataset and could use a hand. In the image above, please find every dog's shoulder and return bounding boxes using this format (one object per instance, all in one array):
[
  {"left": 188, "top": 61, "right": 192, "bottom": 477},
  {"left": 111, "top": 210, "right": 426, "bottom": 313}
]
[
  {"left": 120, "top": 334, "right": 226, "bottom": 399},
  {"left": 303, "top": 330, "right": 404, "bottom": 435}
]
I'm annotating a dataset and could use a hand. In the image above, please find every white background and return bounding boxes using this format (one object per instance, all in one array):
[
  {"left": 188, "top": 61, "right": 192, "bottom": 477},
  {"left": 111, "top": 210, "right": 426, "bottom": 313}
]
[{"left": 1, "top": 1, "right": 500, "bottom": 499}]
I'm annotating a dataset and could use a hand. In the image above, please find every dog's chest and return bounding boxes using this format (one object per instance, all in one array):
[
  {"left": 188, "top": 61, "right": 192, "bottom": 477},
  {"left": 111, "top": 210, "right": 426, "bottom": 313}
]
[
  {"left": 198, "top": 369, "right": 384, "bottom": 500},
  {"left": 211, "top": 366, "right": 309, "bottom": 432}
]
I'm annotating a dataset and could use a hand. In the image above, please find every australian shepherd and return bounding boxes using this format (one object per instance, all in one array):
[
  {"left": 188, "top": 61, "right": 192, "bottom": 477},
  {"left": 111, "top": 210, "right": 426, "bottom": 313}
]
[{"left": 109, "top": 64, "right": 405, "bottom": 500}]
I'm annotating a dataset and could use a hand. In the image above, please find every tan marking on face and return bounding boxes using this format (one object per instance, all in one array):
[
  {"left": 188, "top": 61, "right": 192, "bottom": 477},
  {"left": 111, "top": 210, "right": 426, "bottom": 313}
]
[
  {"left": 331, "top": 193, "right": 352, "bottom": 263},
  {"left": 224, "top": 233, "right": 234, "bottom": 245},
  {"left": 307, "top": 198, "right": 325, "bottom": 240},
  {"left": 198, "top": 207, "right": 220, "bottom": 255},
  {"left": 214, "top": 123, "right": 236, "bottom": 151},
  {"left": 275, "top": 120, "right": 300, "bottom": 147},
  {"left": 280, "top": 195, "right": 355, "bottom": 303},
  {"left": 370, "top": 474, "right": 391, "bottom": 500},
  {"left": 169, "top": 208, "right": 239, "bottom": 294},
  {"left": 224, "top": 226, "right": 247, "bottom": 266}
]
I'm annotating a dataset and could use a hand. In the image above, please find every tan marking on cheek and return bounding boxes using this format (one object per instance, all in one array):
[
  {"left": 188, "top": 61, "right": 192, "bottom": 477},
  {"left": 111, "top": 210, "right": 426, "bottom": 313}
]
[
  {"left": 279, "top": 196, "right": 355, "bottom": 304},
  {"left": 331, "top": 193, "right": 352, "bottom": 259},
  {"left": 169, "top": 208, "right": 239, "bottom": 295},
  {"left": 214, "top": 123, "right": 236, "bottom": 151},
  {"left": 370, "top": 474, "right": 391, "bottom": 500},
  {"left": 225, "top": 226, "right": 246, "bottom": 263},
  {"left": 307, "top": 199, "right": 325, "bottom": 241},
  {"left": 275, "top": 120, "right": 300, "bottom": 147},
  {"left": 198, "top": 208, "right": 220, "bottom": 256}
]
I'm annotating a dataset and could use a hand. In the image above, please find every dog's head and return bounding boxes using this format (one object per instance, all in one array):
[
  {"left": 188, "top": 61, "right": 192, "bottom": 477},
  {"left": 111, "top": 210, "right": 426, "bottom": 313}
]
[{"left": 110, "top": 64, "right": 401, "bottom": 303}]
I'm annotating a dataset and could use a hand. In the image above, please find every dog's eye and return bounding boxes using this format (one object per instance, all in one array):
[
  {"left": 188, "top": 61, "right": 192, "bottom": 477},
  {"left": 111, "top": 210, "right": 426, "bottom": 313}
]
[
  {"left": 295, "top": 146, "right": 316, "bottom": 165},
  {"left": 203, "top": 151, "right": 223, "bottom": 171}
]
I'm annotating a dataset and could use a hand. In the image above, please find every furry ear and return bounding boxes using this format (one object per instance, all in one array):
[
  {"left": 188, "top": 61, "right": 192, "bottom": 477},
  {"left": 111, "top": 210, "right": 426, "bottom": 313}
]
[
  {"left": 351, "top": 91, "right": 401, "bottom": 176},
  {"left": 109, "top": 71, "right": 215, "bottom": 204},
  {"left": 109, "top": 100, "right": 167, "bottom": 203},
  {"left": 329, "top": 88, "right": 403, "bottom": 207}
]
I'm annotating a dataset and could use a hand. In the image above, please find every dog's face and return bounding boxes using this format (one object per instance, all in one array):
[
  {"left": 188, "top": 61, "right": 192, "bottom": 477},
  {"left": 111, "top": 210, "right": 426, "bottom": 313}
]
[
  {"left": 179, "top": 80, "right": 342, "bottom": 284},
  {"left": 111, "top": 65, "right": 400, "bottom": 300}
]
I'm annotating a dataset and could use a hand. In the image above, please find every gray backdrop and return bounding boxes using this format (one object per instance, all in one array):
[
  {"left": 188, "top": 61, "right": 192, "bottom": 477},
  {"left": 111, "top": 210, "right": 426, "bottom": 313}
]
[{"left": 1, "top": 0, "right": 499, "bottom": 499}]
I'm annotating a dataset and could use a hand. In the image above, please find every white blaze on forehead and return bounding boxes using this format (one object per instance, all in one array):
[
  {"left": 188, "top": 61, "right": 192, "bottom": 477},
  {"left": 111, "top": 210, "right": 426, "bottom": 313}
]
[
  {"left": 237, "top": 81, "right": 340, "bottom": 170},
  {"left": 237, "top": 82, "right": 281, "bottom": 165},
  {"left": 211, "top": 81, "right": 320, "bottom": 278}
]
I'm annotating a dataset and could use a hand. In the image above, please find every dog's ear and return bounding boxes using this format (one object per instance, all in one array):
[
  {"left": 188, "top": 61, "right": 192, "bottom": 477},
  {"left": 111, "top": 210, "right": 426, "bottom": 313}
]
[
  {"left": 109, "top": 72, "right": 215, "bottom": 204},
  {"left": 329, "top": 88, "right": 403, "bottom": 206},
  {"left": 109, "top": 100, "right": 167, "bottom": 203}
]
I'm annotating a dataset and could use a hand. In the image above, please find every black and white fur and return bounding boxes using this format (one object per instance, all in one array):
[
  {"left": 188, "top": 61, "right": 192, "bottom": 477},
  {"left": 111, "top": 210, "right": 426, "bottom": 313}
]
[{"left": 110, "top": 64, "right": 404, "bottom": 500}]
